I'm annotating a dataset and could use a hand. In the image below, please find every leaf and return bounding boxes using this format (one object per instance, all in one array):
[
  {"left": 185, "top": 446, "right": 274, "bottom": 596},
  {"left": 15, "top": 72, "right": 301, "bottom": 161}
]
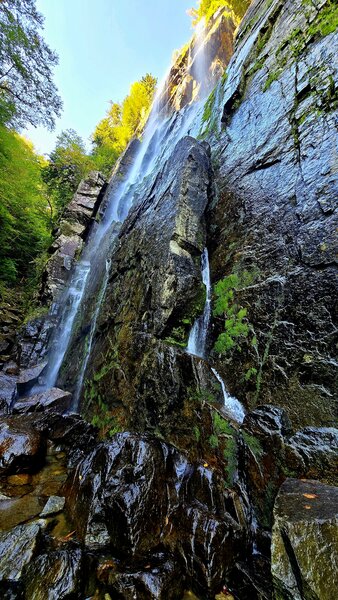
[{"left": 303, "top": 493, "right": 317, "bottom": 499}]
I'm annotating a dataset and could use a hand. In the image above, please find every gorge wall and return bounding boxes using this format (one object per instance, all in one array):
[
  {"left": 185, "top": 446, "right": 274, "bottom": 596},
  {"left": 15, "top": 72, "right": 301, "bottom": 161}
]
[{"left": 0, "top": 1, "right": 337, "bottom": 599}]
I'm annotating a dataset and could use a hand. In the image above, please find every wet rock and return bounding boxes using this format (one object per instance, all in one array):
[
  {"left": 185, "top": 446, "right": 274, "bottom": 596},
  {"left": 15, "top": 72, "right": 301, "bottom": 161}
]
[
  {"left": 161, "top": 9, "right": 235, "bottom": 112},
  {"left": 286, "top": 427, "right": 338, "bottom": 486},
  {"left": 206, "top": 0, "right": 338, "bottom": 427},
  {"left": 41, "top": 171, "right": 107, "bottom": 303},
  {"left": 24, "top": 547, "right": 83, "bottom": 600},
  {"left": 13, "top": 388, "right": 72, "bottom": 415},
  {"left": 66, "top": 432, "right": 247, "bottom": 595},
  {"left": 108, "top": 553, "right": 184, "bottom": 600},
  {"left": 40, "top": 495, "right": 65, "bottom": 517},
  {"left": 0, "top": 522, "right": 43, "bottom": 585},
  {"left": 32, "top": 411, "right": 98, "bottom": 466},
  {"left": 0, "top": 416, "right": 46, "bottom": 476},
  {"left": 82, "top": 136, "right": 212, "bottom": 426},
  {"left": 271, "top": 479, "right": 338, "bottom": 600},
  {"left": 66, "top": 433, "right": 168, "bottom": 554},
  {"left": 16, "top": 362, "right": 47, "bottom": 396},
  {"left": 239, "top": 406, "right": 292, "bottom": 529}
]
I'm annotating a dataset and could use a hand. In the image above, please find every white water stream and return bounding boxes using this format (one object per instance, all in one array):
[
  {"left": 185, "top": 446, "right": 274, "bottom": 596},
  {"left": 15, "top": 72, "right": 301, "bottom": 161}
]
[
  {"left": 37, "top": 22, "right": 217, "bottom": 407},
  {"left": 187, "top": 248, "right": 211, "bottom": 359}
]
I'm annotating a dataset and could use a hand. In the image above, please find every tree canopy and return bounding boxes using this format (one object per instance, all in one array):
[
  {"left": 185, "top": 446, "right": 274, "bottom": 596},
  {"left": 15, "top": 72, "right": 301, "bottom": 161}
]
[
  {"left": 0, "top": 125, "right": 51, "bottom": 288},
  {"left": 0, "top": 0, "right": 62, "bottom": 129},
  {"left": 190, "top": 0, "right": 251, "bottom": 24},
  {"left": 92, "top": 73, "right": 157, "bottom": 175}
]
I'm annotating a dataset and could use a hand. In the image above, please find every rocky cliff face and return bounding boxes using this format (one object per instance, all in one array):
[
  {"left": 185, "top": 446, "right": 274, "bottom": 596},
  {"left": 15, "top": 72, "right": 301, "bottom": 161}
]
[
  {"left": 204, "top": 0, "right": 337, "bottom": 429},
  {"left": 1, "top": 1, "right": 337, "bottom": 599}
]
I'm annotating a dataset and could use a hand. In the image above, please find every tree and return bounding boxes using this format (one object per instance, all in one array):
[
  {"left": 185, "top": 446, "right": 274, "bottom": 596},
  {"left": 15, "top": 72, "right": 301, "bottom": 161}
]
[
  {"left": 0, "top": 0, "right": 62, "bottom": 129},
  {"left": 190, "top": 0, "right": 251, "bottom": 25},
  {"left": 42, "top": 129, "right": 94, "bottom": 214},
  {"left": 0, "top": 125, "right": 51, "bottom": 287},
  {"left": 91, "top": 74, "right": 157, "bottom": 176}
]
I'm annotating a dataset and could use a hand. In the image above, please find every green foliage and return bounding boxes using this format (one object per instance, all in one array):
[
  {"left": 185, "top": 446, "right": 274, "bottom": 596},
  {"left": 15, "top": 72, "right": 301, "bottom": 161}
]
[
  {"left": 190, "top": 0, "right": 251, "bottom": 25},
  {"left": 213, "top": 270, "right": 256, "bottom": 354},
  {"left": 42, "top": 129, "right": 94, "bottom": 216},
  {"left": 223, "top": 436, "right": 238, "bottom": 485},
  {"left": 245, "top": 366, "right": 258, "bottom": 381},
  {"left": 213, "top": 412, "right": 233, "bottom": 435},
  {"left": 90, "top": 395, "right": 122, "bottom": 439},
  {"left": 188, "top": 386, "right": 217, "bottom": 405},
  {"left": 0, "top": 125, "right": 51, "bottom": 288},
  {"left": 308, "top": 1, "right": 338, "bottom": 38},
  {"left": 92, "top": 74, "right": 157, "bottom": 177},
  {"left": 193, "top": 426, "right": 201, "bottom": 442},
  {"left": 209, "top": 434, "right": 219, "bottom": 448},
  {"left": 242, "top": 431, "right": 263, "bottom": 458},
  {"left": 0, "top": 0, "right": 62, "bottom": 129}
]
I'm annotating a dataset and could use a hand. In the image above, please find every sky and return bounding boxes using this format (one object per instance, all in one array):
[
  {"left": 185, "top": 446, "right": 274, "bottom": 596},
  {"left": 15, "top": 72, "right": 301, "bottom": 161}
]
[{"left": 25, "top": 0, "right": 195, "bottom": 156}]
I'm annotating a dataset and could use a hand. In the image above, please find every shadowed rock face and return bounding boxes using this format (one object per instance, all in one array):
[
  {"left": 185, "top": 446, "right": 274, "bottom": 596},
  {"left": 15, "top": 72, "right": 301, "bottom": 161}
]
[
  {"left": 66, "top": 431, "right": 247, "bottom": 596},
  {"left": 271, "top": 479, "right": 338, "bottom": 600},
  {"left": 41, "top": 171, "right": 107, "bottom": 304},
  {"left": 203, "top": 0, "right": 338, "bottom": 428},
  {"left": 83, "top": 136, "right": 213, "bottom": 430}
]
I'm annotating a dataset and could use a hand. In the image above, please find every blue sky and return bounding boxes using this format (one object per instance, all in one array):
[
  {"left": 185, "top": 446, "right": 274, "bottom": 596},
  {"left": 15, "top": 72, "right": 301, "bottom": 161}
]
[{"left": 25, "top": 0, "right": 195, "bottom": 155}]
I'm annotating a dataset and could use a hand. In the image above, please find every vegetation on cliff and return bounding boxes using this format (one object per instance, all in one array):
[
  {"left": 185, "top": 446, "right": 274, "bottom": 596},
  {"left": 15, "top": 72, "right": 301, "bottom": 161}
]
[{"left": 190, "top": 0, "right": 251, "bottom": 24}]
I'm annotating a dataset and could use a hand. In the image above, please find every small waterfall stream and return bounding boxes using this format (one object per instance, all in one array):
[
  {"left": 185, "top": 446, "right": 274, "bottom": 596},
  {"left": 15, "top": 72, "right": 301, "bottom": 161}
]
[
  {"left": 186, "top": 251, "right": 246, "bottom": 424},
  {"left": 187, "top": 248, "right": 211, "bottom": 358}
]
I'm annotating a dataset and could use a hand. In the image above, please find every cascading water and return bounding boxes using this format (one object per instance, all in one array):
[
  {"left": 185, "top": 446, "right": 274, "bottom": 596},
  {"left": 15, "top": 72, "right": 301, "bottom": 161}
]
[
  {"left": 211, "top": 367, "right": 245, "bottom": 423},
  {"left": 187, "top": 248, "right": 211, "bottom": 358},
  {"left": 35, "top": 19, "right": 217, "bottom": 408},
  {"left": 186, "top": 248, "right": 245, "bottom": 423}
]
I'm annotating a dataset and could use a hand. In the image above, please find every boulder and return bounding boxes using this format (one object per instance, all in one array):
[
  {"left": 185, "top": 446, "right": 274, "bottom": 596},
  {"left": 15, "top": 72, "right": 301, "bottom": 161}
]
[
  {"left": 0, "top": 416, "right": 46, "bottom": 476},
  {"left": 66, "top": 432, "right": 246, "bottom": 595},
  {"left": 13, "top": 388, "right": 72, "bottom": 415},
  {"left": 271, "top": 478, "right": 338, "bottom": 600},
  {"left": 0, "top": 522, "right": 43, "bottom": 589},
  {"left": 106, "top": 553, "right": 184, "bottom": 600},
  {"left": 40, "top": 495, "right": 65, "bottom": 517},
  {"left": 16, "top": 362, "right": 47, "bottom": 396},
  {"left": 286, "top": 427, "right": 338, "bottom": 486},
  {"left": 24, "top": 547, "right": 83, "bottom": 600}
]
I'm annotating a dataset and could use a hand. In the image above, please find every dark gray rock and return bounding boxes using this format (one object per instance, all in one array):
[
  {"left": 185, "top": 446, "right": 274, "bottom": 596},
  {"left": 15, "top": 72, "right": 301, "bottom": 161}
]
[
  {"left": 205, "top": 0, "right": 338, "bottom": 428},
  {"left": 271, "top": 478, "right": 338, "bottom": 600},
  {"left": 40, "top": 495, "right": 65, "bottom": 517},
  {"left": 0, "top": 416, "right": 46, "bottom": 476},
  {"left": 16, "top": 362, "right": 47, "bottom": 396},
  {"left": 24, "top": 547, "right": 83, "bottom": 600},
  {"left": 286, "top": 427, "right": 338, "bottom": 486},
  {"left": 0, "top": 522, "right": 43, "bottom": 584},
  {"left": 66, "top": 432, "right": 246, "bottom": 595},
  {"left": 108, "top": 553, "right": 184, "bottom": 600},
  {"left": 13, "top": 388, "right": 72, "bottom": 415}
]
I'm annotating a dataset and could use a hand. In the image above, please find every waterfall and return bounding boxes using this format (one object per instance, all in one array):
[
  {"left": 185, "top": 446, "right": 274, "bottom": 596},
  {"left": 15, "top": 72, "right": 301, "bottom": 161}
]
[
  {"left": 191, "top": 18, "right": 209, "bottom": 98},
  {"left": 187, "top": 248, "right": 211, "bottom": 358},
  {"left": 211, "top": 368, "right": 245, "bottom": 423},
  {"left": 35, "top": 29, "right": 216, "bottom": 405},
  {"left": 186, "top": 250, "right": 245, "bottom": 424}
]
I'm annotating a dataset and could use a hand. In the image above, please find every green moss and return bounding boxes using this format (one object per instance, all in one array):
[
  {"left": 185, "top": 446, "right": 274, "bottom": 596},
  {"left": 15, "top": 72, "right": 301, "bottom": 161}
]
[
  {"left": 193, "top": 425, "right": 201, "bottom": 442},
  {"left": 209, "top": 434, "right": 219, "bottom": 449},
  {"left": 213, "top": 412, "right": 233, "bottom": 435},
  {"left": 90, "top": 396, "right": 122, "bottom": 439},
  {"left": 223, "top": 436, "right": 238, "bottom": 486},
  {"left": 202, "top": 89, "right": 216, "bottom": 123},
  {"left": 242, "top": 431, "right": 264, "bottom": 458},
  {"left": 308, "top": 1, "right": 338, "bottom": 38}
]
